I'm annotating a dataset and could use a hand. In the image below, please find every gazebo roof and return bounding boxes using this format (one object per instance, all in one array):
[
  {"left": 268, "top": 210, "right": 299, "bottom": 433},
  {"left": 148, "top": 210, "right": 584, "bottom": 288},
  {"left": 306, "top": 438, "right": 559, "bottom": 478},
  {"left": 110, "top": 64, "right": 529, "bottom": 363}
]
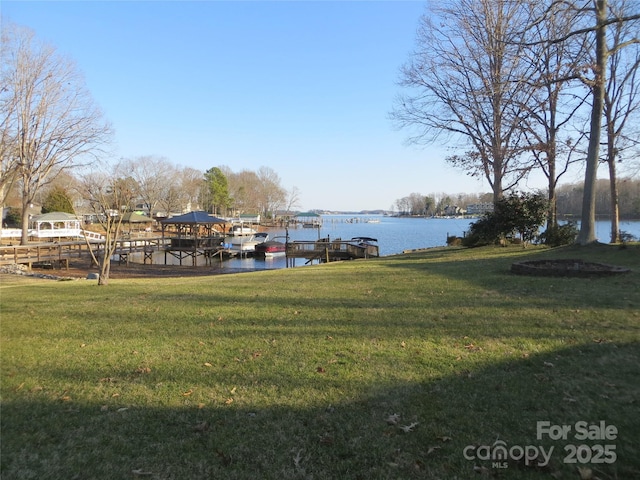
[
  {"left": 122, "top": 212, "right": 152, "bottom": 223},
  {"left": 31, "top": 212, "right": 80, "bottom": 222},
  {"left": 160, "top": 211, "right": 228, "bottom": 225}
]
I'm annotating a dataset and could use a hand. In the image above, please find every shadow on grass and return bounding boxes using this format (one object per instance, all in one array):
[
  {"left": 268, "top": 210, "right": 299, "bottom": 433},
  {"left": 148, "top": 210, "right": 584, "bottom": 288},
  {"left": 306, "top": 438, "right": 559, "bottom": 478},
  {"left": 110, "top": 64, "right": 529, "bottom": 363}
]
[{"left": 3, "top": 342, "right": 639, "bottom": 480}]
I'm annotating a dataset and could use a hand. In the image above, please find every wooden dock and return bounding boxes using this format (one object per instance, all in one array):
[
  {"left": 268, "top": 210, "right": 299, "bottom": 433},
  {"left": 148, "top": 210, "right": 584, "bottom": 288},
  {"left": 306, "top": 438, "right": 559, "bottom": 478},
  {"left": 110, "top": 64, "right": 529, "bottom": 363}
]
[
  {"left": 0, "top": 237, "right": 171, "bottom": 270},
  {"left": 285, "top": 237, "right": 379, "bottom": 267},
  {"left": 0, "top": 241, "right": 99, "bottom": 270}
]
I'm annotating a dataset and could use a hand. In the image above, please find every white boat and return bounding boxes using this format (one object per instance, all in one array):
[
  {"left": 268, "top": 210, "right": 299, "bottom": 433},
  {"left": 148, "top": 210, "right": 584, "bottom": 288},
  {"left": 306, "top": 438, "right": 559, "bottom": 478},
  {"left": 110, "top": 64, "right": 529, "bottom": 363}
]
[
  {"left": 229, "top": 224, "right": 257, "bottom": 236},
  {"left": 222, "top": 233, "right": 267, "bottom": 257}
]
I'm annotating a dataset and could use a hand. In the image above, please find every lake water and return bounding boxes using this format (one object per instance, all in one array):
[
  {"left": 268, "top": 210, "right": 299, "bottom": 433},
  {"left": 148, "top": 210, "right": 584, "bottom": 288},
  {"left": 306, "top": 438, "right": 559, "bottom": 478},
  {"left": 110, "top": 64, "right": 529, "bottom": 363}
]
[
  {"left": 223, "top": 215, "right": 640, "bottom": 272},
  {"left": 139, "top": 215, "right": 640, "bottom": 272}
]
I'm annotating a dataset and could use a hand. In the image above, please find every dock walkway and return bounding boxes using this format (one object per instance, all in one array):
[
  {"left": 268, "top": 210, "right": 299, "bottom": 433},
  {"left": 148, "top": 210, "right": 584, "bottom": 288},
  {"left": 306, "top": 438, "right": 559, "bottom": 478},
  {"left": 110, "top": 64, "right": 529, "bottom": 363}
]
[
  {"left": 285, "top": 237, "right": 379, "bottom": 266},
  {"left": 0, "top": 237, "right": 170, "bottom": 270}
]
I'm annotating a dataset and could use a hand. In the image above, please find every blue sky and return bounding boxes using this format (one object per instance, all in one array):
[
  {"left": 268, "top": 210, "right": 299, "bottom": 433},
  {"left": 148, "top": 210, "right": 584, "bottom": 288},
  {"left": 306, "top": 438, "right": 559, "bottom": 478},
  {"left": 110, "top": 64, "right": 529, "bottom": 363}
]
[{"left": 2, "top": 0, "right": 553, "bottom": 211}]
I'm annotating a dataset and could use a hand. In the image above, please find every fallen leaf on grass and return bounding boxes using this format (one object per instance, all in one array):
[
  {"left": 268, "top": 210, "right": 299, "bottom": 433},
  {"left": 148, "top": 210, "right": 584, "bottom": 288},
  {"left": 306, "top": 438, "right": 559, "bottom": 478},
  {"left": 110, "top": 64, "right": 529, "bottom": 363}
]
[
  {"left": 577, "top": 466, "right": 593, "bottom": 479},
  {"left": 543, "top": 362, "right": 554, "bottom": 368},
  {"left": 135, "top": 367, "right": 151, "bottom": 374},
  {"left": 473, "top": 465, "right": 492, "bottom": 476},
  {"left": 203, "top": 362, "right": 212, "bottom": 367},
  {"left": 399, "top": 422, "right": 419, "bottom": 433},
  {"left": 293, "top": 449, "right": 305, "bottom": 469},
  {"left": 437, "top": 436, "right": 452, "bottom": 442},
  {"left": 427, "top": 446, "right": 441, "bottom": 455},
  {"left": 316, "top": 367, "right": 326, "bottom": 373},
  {"left": 132, "top": 469, "right": 153, "bottom": 476},
  {"left": 182, "top": 389, "right": 193, "bottom": 396},
  {"left": 385, "top": 413, "right": 401, "bottom": 425},
  {"left": 224, "top": 397, "right": 234, "bottom": 405}
]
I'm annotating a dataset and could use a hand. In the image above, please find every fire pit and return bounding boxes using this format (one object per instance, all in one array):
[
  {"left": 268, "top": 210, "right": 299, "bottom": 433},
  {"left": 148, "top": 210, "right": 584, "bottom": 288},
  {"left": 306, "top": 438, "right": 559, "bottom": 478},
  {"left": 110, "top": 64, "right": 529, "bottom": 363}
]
[{"left": 511, "top": 259, "right": 631, "bottom": 277}]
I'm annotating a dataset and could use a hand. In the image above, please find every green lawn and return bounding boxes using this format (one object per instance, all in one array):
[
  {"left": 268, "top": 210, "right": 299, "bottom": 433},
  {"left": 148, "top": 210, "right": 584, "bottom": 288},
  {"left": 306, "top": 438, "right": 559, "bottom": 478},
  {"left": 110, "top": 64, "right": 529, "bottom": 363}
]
[{"left": 1, "top": 244, "right": 639, "bottom": 479}]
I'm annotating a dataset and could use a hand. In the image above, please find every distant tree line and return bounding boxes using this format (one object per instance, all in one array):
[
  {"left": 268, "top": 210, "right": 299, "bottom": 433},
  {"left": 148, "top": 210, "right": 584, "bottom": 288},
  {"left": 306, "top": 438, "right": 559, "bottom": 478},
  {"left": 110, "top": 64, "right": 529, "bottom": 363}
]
[
  {"left": 556, "top": 177, "right": 640, "bottom": 219},
  {"left": 394, "top": 192, "right": 495, "bottom": 216},
  {"left": 393, "top": 177, "right": 640, "bottom": 219}
]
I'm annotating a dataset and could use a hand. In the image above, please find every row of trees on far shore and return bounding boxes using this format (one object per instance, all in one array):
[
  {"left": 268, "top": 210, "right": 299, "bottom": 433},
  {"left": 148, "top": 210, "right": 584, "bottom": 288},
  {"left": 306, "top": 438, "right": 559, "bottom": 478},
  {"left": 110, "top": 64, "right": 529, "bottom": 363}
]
[{"left": 393, "top": 177, "right": 640, "bottom": 220}]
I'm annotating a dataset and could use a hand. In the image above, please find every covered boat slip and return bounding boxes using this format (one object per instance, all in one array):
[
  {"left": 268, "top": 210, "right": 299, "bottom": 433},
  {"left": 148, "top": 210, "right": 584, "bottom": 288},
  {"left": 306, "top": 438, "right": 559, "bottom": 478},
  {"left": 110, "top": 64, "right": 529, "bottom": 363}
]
[
  {"left": 160, "top": 211, "right": 228, "bottom": 266},
  {"left": 285, "top": 237, "right": 379, "bottom": 266}
]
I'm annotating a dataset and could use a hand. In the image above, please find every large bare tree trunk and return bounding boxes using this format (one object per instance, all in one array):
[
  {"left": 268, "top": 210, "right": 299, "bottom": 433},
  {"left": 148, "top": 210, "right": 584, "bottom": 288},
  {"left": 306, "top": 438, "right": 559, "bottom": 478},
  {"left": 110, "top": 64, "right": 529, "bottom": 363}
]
[
  {"left": 607, "top": 154, "right": 620, "bottom": 243},
  {"left": 577, "top": 0, "right": 608, "bottom": 245}
]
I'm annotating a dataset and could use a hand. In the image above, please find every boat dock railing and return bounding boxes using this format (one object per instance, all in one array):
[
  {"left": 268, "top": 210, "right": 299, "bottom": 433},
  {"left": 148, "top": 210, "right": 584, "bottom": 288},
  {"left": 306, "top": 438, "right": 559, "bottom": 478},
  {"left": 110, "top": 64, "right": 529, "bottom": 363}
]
[{"left": 285, "top": 237, "right": 379, "bottom": 266}]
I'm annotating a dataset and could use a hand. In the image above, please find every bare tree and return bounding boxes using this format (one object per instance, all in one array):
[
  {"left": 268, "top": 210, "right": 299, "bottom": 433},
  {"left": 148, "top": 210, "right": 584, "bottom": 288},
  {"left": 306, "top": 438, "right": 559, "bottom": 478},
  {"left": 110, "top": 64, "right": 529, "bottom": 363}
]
[
  {"left": 75, "top": 162, "right": 134, "bottom": 285},
  {"left": 392, "top": 0, "right": 535, "bottom": 204},
  {"left": 121, "top": 156, "right": 175, "bottom": 216},
  {"left": 256, "top": 166, "right": 286, "bottom": 219},
  {"left": 521, "top": 1, "right": 591, "bottom": 228},
  {"left": 158, "top": 166, "right": 202, "bottom": 216},
  {"left": 226, "top": 168, "right": 260, "bottom": 215},
  {"left": 602, "top": 0, "right": 640, "bottom": 242},
  {"left": 570, "top": 0, "right": 640, "bottom": 244},
  {"left": 0, "top": 25, "right": 20, "bottom": 210},
  {"left": 1, "top": 22, "right": 112, "bottom": 244},
  {"left": 284, "top": 186, "right": 302, "bottom": 215}
]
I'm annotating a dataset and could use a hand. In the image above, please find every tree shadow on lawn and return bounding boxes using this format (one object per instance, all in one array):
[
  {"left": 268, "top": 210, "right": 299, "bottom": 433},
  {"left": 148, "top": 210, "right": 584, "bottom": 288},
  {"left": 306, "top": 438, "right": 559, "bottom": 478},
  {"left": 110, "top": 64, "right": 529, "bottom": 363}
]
[
  {"left": 143, "top": 244, "right": 640, "bottom": 317},
  {"left": 2, "top": 342, "right": 638, "bottom": 480},
  {"left": 383, "top": 244, "right": 639, "bottom": 305}
]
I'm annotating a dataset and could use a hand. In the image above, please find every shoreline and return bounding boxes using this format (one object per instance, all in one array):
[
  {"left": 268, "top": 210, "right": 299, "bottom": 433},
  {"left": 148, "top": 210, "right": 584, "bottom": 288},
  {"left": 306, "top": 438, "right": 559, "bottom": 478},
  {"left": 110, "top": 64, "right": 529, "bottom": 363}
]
[{"left": 0, "top": 260, "right": 265, "bottom": 281}]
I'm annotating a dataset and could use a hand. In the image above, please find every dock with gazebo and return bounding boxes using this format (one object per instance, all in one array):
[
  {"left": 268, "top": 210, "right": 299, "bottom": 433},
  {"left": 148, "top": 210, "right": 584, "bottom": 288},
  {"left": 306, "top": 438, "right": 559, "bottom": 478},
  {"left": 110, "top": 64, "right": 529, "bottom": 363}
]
[{"left": 160, "top": 211, "right": 228, "bottom": 266}]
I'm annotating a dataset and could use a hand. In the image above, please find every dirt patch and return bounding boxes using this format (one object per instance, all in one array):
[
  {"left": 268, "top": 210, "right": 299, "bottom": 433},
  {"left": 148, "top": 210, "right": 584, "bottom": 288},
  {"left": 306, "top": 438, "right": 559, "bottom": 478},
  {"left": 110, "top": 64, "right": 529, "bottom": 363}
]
[
  {"left": 511, "top": 259, "right": 631, "bottom": 277},
  {"left": 3, "top": 259, "right": 253, "bottom": 281}
]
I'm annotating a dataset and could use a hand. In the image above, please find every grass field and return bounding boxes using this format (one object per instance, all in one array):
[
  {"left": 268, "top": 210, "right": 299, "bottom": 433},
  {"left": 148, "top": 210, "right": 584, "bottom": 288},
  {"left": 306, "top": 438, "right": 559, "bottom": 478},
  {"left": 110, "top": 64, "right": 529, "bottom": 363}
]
[{"left": 1, "top": 244, "right": 639, "bottom": 479}]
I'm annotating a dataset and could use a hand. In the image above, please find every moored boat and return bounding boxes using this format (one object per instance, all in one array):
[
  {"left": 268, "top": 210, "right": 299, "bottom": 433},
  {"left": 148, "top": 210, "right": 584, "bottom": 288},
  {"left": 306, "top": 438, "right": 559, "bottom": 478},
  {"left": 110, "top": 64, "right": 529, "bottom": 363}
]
[
  {"left": 255, "top": 236, "right": 286, "bottom": 258},
  {"left": 228, "top": 224, "right": 257, "bottom": 236}
]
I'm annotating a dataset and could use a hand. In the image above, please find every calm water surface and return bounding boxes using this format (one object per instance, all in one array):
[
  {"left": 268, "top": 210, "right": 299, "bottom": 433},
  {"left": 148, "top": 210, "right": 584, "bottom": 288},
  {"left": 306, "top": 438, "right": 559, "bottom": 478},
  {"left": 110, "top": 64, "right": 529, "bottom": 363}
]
[
  {"left": 220, "top": 215, "right": 640, "bottom": 272},
  {"left": 139, "top": 215, "right": 640, "bottom": 271}
]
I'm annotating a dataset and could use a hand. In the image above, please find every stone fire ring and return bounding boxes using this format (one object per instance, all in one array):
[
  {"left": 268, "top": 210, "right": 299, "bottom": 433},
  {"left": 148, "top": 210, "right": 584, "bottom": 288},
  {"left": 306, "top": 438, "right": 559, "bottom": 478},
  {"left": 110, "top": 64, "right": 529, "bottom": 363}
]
[{"left": 511, "top": 259, "right": 631, "bottom": 277}]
